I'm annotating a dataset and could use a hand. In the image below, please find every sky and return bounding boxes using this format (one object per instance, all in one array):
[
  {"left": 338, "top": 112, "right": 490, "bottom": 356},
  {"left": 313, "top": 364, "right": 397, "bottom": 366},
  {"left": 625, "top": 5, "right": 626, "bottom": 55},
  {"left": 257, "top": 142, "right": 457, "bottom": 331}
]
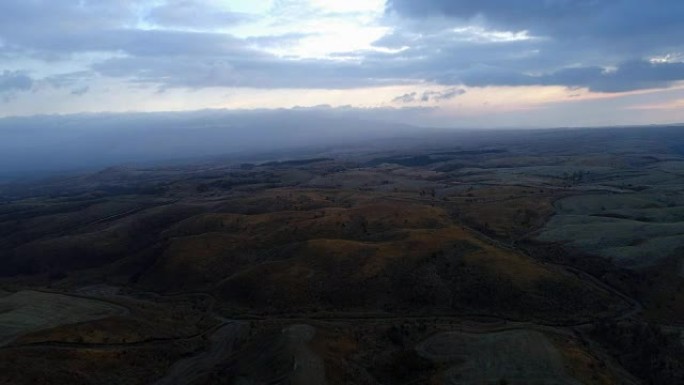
[{"left": 2, "top": 0, "right": 684, "bottom": 127}]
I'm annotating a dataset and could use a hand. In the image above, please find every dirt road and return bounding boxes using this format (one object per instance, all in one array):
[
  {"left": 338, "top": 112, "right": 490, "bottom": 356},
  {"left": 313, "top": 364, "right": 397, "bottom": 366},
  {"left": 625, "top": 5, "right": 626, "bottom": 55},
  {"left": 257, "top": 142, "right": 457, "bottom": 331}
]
[{"left": 153, "top": 320, "right": 248, "bottom": 385}]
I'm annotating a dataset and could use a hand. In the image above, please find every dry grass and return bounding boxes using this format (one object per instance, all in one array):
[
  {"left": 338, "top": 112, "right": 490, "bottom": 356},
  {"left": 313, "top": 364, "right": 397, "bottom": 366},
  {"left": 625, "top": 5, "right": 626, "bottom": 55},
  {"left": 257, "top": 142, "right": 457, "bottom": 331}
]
[
  {"left": 416, "top": 329, "right": 582, "bottom": 385},
  {"left": 0, "top": 291, "right": 127, "bottom": 346},
  {"left": 0, "top": 342, "right": 199, "bottom": 385},
  {"left": 447, "top": 186, "right": 559, "bottom": 239},
  {"left": 210, "top": 196, "right": 616, "bottom": 320},
  {"left": 554, "top": 335, "right": 621, "bottom": 385}
]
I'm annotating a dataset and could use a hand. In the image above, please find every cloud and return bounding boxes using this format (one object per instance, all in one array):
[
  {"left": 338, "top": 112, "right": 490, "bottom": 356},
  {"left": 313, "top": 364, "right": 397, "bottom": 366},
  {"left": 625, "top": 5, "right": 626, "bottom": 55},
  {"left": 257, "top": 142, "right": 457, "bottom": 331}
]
[
  {"left": 70, "top": 86, "right": 90, "bottom": 96},
  {"left": 92, "top": 55, "right": 393, "bottom": 89},
  {"left": 44, "top": 72, "right": 95, "bottom": 89},
  {"left": 5, "top": 28, "right": 252, "bottom": 57},
  {"left": 393, "top": 92, "right": 418, "bottom": 103},
  {"left": 146, "top": 0, "right": 253, "bottom": 29},
  {"left": 0, "top": 1, "right": 256, "bottom": 57},
  {"left": 393, "top": 88, "right": 466, "bottom": 103},
  {"left": 0, "top": 71, "right": 33, "bottom": 93},
  {"left": 445, "top": 61, "right": 684, "bottom": 93},
  {"left": 0, "top": 1, "right": 389, "bottom": 90},
  {"left": 0, "top": 1, "right": 138, "bottom": 51},
  {"left": 384, "top": 0, "right": 684, "bottom": 92},
  {"left": 245, "top": 33, "right": 312, "bottom": 49},
  {"left": 388, "top": 0, "right": 684, "bottom": 58},
  {"left": 386, "top": 0, "right": 684, "bottom": 45},
  {"left": 424, "top": 88, "right": 466, "bottom": 101},
  {"left": 1, "top": 0, "right": 684, "bottom": 119}
]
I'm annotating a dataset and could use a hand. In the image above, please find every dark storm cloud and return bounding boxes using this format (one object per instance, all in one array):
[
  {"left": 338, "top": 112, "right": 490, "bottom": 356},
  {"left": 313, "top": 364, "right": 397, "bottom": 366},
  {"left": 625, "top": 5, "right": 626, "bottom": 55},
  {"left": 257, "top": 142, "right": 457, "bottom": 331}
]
[
  {"left": 386, "top": 0, "right": 684, "bottom": 43},
  {"left": 544, "top": 61, "right": 684, "bottom": 92},
  {"left": 384, "top": 0, "right": 684, "bottom": 92},
  {"left": 439, "top": 60, "right": 684, "bottom": 93}
]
